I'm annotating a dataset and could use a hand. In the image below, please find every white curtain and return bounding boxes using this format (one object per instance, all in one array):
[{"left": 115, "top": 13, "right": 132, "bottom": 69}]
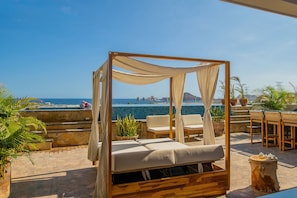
[
  {"left": 88, "top": 61, "right": 107, "bottom": 162},
  {"left": 197, "top": 65, "right": 220, "bottom": 145},
  {"left": 113, "top": 70, "right": 169, "bottom": 85},
  {"left": 113, "top": 56, "right": 212, "bottom": 75},
  {"left": 172, "top": 74, "right": 186, "bottom": 143},
  {"left": 93, "top": 61, "right": 110, "bottom": 197}
]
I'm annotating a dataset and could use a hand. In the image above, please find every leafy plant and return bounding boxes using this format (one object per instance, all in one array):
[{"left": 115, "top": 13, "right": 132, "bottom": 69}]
[
  {"left": 0, "top": 85, "right": 47, "bottom": 178},
  {"left": 219, "top": 80, "right": 225, "bottom": 98},
  {"left": 219, "top": 79, "right": 236, "bottom": 99},
  {"left": 289, "top": 82, "right": 297, "bottom": 103},
  {"left": 231, "top": 76, "right": 247, "bottom": 98},
  {"left": 252, "top": 85, "right": 295, "bottom": 110},
  {"left": 210, "top": 106, "right": 225, "bottom": 121},
  {"left": 230, "top": 84, "right": 236, "bottom": 99},
  {"left": 116, "top": 114, "right": 140, "bottom": 137}
]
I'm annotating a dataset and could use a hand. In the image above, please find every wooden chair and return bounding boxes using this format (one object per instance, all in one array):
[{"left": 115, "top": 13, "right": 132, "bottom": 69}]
[
  {"left": 249, "top": 110, "right": 265, "bottom": 144},
  {"left": 264, "top": 111, "right": 281, "bottom": 150},
  {"left": 182, "top": 114, "right": 203, "bottom": 141},
  {"left": 280, "top": 112, "right": 296, "bottom": 151}
]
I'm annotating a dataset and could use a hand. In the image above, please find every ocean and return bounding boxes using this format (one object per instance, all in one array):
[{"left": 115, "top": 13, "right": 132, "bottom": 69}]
[
  {"left": 38, "top": 98, "right": 220, "bottom": 119},
  {"left": 40, "top": 98, "right": 205, "bottom": 106}
]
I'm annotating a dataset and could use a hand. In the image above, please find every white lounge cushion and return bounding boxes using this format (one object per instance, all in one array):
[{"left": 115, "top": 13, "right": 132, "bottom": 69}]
[
  {"left": 174, "top": 144, "right": 224, "bottom": 165},
  {"left": 144, "top": 141, "right": 188, "bottom": 150},
  {"left": 112, "top": 149, "right": 175, "bottom": 172},
  {"left": 147, "top": 126, "right": 175, "bottom": 132},
  {"left": 184, "top": 124, "right": 203, "bottom": 130},
  {"left": 111, "top": 140, "right": 175, "bottom": 173},
  {"left": 111, "top": 140, "right": 147, "bottom": 153},
  {"left": 99, "top": 138, "right": 224, "bottom": 174},
  {"left": 137, "top": 138, "right": 173, "bottom": 145}
]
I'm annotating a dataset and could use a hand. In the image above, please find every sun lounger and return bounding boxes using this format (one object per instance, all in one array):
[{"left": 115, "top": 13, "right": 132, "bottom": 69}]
[
  {"left": 182, "top": 114, "right": 203, "bottom": 141},
  {"left": 146, "top": 115, "right": 175, "bottom": 138}
]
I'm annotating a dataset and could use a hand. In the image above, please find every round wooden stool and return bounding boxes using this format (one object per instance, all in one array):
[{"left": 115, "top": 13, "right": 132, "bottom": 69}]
[{"left": 249, "top": 154, "right": 280, "bottom": 192}]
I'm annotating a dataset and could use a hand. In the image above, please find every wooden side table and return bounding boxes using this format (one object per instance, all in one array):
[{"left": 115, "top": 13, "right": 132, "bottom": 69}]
[{"left": 249, "top": 155, "right": 280, "bottom": 192}]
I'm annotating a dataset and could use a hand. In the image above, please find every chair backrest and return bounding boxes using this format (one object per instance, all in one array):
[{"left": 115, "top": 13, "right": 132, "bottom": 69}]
[
  {"left": 182, "top": 114, "right": 203, "bottom": 126},
  {"left": 146, "top": 115, "right": 170, "bottom": 128},
  {"left": 264, "top": 111, "right": 281, "bottom": 122},
  {"left": 281, "top": 111, "right": 297, "bottom": 123},
  {"left": 249, "top": 110, "right": 264, "bottom": 121}
]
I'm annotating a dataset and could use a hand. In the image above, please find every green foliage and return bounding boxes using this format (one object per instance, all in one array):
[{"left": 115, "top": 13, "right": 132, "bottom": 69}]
[
  {"left": 289, "top": 82, "right": 297, "bottom": 103},
  {"left": 231, "top": 76, "right": 247, "bottom": 98},
  {"left": 0, "top": 85, "right": 47, "bottom": 178},
  {"left": 219, "top": 79, "right": 237, "bottom": 99},
  {"left": 116, "top": 114, "right": 140, "bottom": 137},
  {"left": 252, "top": 85, "right": 295, "bottom": 110},
  {"left": 210, "top": 106, "right": 225, "bottom": 121},
  {"left": 219, "top": 80, "right": 225, "bottom": 98},
  {"left": 230, "top": 84, "right": 236, "bottom": 99}
]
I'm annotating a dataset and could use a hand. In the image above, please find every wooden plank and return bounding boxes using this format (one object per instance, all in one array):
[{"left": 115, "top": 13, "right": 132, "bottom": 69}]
[{"left": 112, "top": 168, "right": 228, "bottom": 197}]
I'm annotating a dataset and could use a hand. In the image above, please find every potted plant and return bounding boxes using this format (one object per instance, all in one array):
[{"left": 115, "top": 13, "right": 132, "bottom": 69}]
[
  {"left": 0, "top": 86, "right": 47, "bottom": 197},
  {"left": 232, "top": 76, "right": 248, "bottom": 106},
  {"left": 219, "top": 80, "right": 237, "bottom": 106},
  {"left": 219, "top": 80, "right": 225, "bottom": 105},
  {"left": 115, "top": 114, "right": 140, "bottom": 140},
  {"left": 230, "top": 84, "right": 238, "bottom": 106},
  {"left": 210, "top": 106, "right": 225, "bottom": 136}
]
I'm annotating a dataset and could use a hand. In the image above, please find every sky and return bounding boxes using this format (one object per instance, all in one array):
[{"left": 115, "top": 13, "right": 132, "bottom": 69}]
[{"left": 1, "top": 0, "right": 297, "bottom": 99}]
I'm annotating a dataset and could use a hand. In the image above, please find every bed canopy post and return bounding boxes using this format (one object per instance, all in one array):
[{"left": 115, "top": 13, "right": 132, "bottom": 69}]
[
  {"left": 225, "top": 61, "right": 231, "bottom": 189},
  {"left": 169, "top": 77, "right": 173, "bottom": 139},
  {"left": 107, "top": 52, "right": 113, "bottom": 198}
]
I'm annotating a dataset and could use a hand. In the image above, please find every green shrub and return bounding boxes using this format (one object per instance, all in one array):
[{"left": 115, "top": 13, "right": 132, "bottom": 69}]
[{"left": 116, "top": 114, "right": 140, "bottom": 137}]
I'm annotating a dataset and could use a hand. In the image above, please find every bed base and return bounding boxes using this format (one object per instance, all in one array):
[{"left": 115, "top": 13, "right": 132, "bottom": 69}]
[{"left": 112, "top": 165, "right": 229, "bottom": 197}]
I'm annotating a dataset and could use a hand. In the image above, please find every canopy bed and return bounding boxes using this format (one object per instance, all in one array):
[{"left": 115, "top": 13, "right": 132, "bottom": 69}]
[{"left": 87, "top": 51, "right": 231, "bottom": 197}]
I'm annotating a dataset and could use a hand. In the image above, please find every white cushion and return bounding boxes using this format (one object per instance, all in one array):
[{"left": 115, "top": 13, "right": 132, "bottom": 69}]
[
  {"left": 144, "top": 141, "right": 188, "bottom": 150},
  {"left": 174, "top": 144, "right": 224, "bottom": 165},
  {"left": 147, "top": 126, "right": 175, "bottom": 132},
  {"left": 184, "top": 124, "right": 203, "bottom": 130},
  {"left": 136, "top": 138, "right": 173, "bottom": 145}
]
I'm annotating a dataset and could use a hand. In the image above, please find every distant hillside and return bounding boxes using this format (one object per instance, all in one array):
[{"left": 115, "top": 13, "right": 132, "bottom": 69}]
[{"left": 183, "top": 92, "right": 201, "bottom": 101}]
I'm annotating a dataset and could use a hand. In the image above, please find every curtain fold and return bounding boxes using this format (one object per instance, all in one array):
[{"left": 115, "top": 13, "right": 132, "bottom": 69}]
[
  {"left": 88, "top": 61, "right": 107, "bottom": 161},
  {"left": 87, "top": 71, "right": 100, "bottom": 161},
  {"left": 93, "top": 61, "right": 109, "bottom": 197},
  {"left": 196, "top": 65, "right": 220, "bottom": 145},
  {"left": 113, "top": 56, "right": 214, "bottom": 75},
  {"left": 113, "top": 70, "right": 169, "bottom": 85},
  {"left": 172, "top": 74, "right": 186, "bottom": 143}
]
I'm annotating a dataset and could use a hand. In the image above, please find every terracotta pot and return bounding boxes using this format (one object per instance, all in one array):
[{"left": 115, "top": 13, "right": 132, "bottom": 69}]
[
  {"left": 230, "top": 98, "right": 238, "bottom": 106},
  {"left": 213, "top": 120, "right": 224, "bottom": 137},
  {"left": 239, "top": 98, "right": 248, "bottom": 106},
  {"left": 0, "top": 163, "right": 11, "bottom": 198}
]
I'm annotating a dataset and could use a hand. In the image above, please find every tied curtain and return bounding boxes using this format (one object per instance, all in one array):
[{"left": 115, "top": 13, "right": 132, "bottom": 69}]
[
  {"left": 172, "top": 74, "right": 186, "bottom": 143},
  {"left": 197, "top": 65, "right": 220, "bottom": 145},
  {"left": 87, "top": 56, "right": 220, "bottom": 197}
]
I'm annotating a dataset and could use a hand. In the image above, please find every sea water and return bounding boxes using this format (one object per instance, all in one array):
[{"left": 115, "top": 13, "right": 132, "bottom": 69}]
[{"left": 39, "top": 98, "right": 221, "bottom": 119}]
